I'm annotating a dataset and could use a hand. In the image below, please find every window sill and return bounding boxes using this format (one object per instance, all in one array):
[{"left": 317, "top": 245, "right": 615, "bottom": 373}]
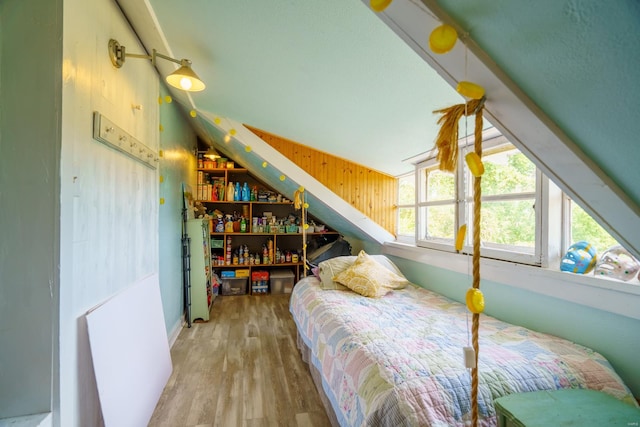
[{"left": 383, "top": 241, "right": 640, "bottom": 320}]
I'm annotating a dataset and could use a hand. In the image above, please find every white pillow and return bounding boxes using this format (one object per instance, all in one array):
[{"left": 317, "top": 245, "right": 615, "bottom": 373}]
[{"left": 334, "top": 250, "right": 410, "bottom": 297}]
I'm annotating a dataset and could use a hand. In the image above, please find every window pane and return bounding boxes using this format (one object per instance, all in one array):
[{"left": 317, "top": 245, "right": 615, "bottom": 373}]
[
  {"left": 570, "top": 201, "right": 618, "bottom": 252},
  {"left": 478, "top": 199, "right": 536, "bottom": 248},
  {"left": 398, "top": 207, "right": 415, "bottom": 236},
  {"left": 426, "top": 169, "right": 455, "bottom": 202},
  {"left": 420, "top": 205, "right": 455, "bottom": 240},
  {"left": 479, "top": 149, "right": 536, "bottom": 197},
  {"left": 398, "top": 174, "right": 415, "bottom": 205}
]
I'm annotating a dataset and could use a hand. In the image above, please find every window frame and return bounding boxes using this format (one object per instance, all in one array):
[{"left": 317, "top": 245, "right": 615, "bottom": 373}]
[{"left": 410, "top": 129, "right": 550, "bottom": 266}]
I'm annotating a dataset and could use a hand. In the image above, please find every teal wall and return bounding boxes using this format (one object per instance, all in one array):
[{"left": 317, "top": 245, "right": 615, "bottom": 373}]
[
  {"left": 158, "top": 88, "right": 197, "bottom": 338},
  {"left": 385, "top": 255, "right": 640, "bottom": 398}
]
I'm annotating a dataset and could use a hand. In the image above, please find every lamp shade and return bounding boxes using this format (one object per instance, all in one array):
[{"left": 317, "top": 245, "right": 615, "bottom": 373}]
[{"left": 166, "top": 61, "right": 206, "bottom": 92}]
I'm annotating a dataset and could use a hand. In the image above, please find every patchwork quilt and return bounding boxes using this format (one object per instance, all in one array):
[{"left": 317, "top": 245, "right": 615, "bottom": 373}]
[{"left": 290, "top": 276, "right": 636, "bottom": 427}]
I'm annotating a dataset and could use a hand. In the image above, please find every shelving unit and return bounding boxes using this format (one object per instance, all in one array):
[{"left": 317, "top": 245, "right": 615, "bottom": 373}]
[
  {"left": 186, "top": 218, "right": 215, "bottom": 322},
  {"left": 194, "top": 153, "right": 337, "bottom": 295}
]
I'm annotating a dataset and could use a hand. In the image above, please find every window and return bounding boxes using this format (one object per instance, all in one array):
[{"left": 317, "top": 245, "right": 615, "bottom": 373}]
[
  {"left": 396, "top": 173, "right": 416, "bottom": 242},
  {"left": 564, "top": 197, "right": 620, "bottom": 255},
  {"left": 414, "top": 130, "right": 545, "bottom": 265},
  {"left": 397, "top": 127, "right": 637, "bottom": 281}
]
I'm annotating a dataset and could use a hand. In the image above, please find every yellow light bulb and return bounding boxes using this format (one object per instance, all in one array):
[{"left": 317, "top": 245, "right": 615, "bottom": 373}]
[
  {"left": 214, "top": 117, "right": 221, "bottom": 124},
  {"left": 230, "top": 129, "right": 237, "bottom": 136},
  {"left": 429, "top": 24, "right": 458, "bottom": 54},
  {"left": 457, "top": 81, "right": 485, "bottom": 99},
  {"left": 466, "top": 288, "right": 485, "bottom": 314},
  {"left": 455, "top": 224, "right": 467, "bottom": 251},
  {"left": 262, "top": 161, "right": 268, "bottom": 168},
  {"left": 279, "top": 175, "right": 286, "bottom": 181},
  {"left": 298, "top": 186, "right": 305, "bottom": 193},
  {"left": 465, "top": 152, "right": 485, "bottom": 177},
  {"left": 164, "top": 95, "right": 172, "bottom": 103},
  {"left": 370, "top": 0, "right": 392, "bottom": 12},
  {"left": 180, "top": 77, "right": 192, "bottom": 91},
  {"left": 303, "top": 203, "right": 309, "bottom": 209},
  {"left": 190, "top": 110, "right": 197, "bottom": 118},
  {"left": 245, "top": 146, "right": 252, "bottom": 152},
  {"left": 158, "top": 96, "right": 163, "bottom": 104}
]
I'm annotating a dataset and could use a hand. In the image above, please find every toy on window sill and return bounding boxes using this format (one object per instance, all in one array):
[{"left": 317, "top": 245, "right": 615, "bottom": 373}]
[
  {"left": 560, "top": 241, "right": 597, "bottom": 274},
  {"left": 594, "top": 245, "right": 640, "bottom": 281}
]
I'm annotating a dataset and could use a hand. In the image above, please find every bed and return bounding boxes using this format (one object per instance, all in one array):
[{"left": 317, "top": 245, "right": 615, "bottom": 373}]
[{"left": 289, "top": 252, "right": 637, "bottom": 427}]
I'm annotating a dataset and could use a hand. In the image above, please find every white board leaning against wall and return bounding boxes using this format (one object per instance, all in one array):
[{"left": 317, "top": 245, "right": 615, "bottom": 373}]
[{"left": 86, "top": 274, "right": 172, "bottom": 427}]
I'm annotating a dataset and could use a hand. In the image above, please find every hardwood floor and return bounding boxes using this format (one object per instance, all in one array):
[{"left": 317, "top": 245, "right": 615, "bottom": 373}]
[{"left": 149, "top": 294, "right": 331, "bottom": 427}]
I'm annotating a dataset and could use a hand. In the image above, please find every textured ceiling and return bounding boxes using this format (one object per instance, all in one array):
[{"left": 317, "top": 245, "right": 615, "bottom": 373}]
[
  {"left": 144, "top": 0, "right": 463, "bottom": 177},
  {"left": 117, "top": 0, "right": 640, "bottom": 253}
]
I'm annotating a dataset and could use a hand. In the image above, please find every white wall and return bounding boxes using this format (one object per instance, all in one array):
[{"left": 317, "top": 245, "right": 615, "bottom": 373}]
[{"left": 58, "top": 0, "right": 159, "bottom": 424}]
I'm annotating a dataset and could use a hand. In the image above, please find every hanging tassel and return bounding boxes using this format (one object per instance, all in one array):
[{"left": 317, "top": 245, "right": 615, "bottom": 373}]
[{"left": 433, "top": 97, "right": 485, "bottom": 173}]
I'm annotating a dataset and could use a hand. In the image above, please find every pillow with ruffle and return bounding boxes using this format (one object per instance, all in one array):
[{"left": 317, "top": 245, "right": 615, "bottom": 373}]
[
  {"left": 333, "top": 250, "right": 410, "bottom": 297},
  {"left": 317, "top": 253, "right": 406, "bottom": 290}
]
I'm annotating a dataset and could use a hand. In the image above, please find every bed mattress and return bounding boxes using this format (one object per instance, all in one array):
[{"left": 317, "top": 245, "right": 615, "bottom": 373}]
[{"left": 290, "top": 276, "right": 636, "bottom": 426}]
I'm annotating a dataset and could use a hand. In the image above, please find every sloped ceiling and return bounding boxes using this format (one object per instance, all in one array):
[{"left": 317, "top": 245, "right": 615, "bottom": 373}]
[{"left": 116, "top": 0, "right": 640, "bottom": 255}]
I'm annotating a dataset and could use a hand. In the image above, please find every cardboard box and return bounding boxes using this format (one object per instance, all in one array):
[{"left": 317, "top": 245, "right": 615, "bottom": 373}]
[
  {"left": 270, "top": 270, "right": 294, "bottom": 294},
  {"left": 221, "top": 277, "right": 247, "bottom": 295}
]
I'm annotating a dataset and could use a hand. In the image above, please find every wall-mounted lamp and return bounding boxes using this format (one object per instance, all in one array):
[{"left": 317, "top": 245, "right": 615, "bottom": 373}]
[
  {"left": 108, "top": 39, "right": 206, "bottom": 92},
  {"left": 204, "top": 147, "right": 220, "bottom": 160}
]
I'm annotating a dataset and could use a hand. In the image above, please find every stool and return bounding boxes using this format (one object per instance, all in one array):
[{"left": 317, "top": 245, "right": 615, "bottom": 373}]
[{"left": 494, "top": 389, "right": 639, "bottom": 427}]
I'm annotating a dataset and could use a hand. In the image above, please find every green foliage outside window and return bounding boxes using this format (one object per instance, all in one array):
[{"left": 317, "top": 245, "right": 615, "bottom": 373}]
[{"left": 570, "top": 202, "right": 618, "bottom": 253}]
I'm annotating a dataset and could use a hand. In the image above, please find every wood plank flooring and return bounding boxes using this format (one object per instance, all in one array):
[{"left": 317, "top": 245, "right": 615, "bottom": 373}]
[{"left": 149, "top": 294, "right": 331, "bottom": 427}]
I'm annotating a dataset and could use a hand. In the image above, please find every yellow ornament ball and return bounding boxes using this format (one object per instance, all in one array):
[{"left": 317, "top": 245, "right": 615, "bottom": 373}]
[
  {"left": 370, "top": 0, "right": 392, "bottom": 12},
  {"left": 303, "top": 223, "right": 309, "bottom": 230},
  {"left": 189, "top": 110, "right": 197, "bottom": 118},
  {"left": 230, "top": 128, "right": 237, "bottom": 136},
  {"left": 455, "top": 224, "right": 467, "bottom": 251},
  {"left": 262, "top": 161, "right": 268, "bottom": 168},
  {"left": 160, "top": 197, "right": 165, "bottom": 205},
  {"left": 157, "top": 96, "right": 163, "bottom": 105},
  {"left": 465, "top": 152, "right": 485, "bottom": 177},
  {"left": 298, "top": 186, "right": 305, "bottom": 193},
  {"left": 164, "top": 95, "right": 172, "bottom": 103},
  {"left": 429, "top": 24, "right": 458, "bottom": 54},
  {"left": 245, "top": 146, "right": 252, "bottom": 152},
  {"left": 466, "top": 288, "right": 485, "bottom": 314},
  {"left": 457, "top": 81, "right": 485, "bottom": 99},
  {"left": 279, "top": 175, "right": 286, "bottom": 181},
  {"left": 303, "top": 202, "right": 309, "bottom": 209},
  {"left": 214, "top": 117, "right": 221, "bottom": 124}
]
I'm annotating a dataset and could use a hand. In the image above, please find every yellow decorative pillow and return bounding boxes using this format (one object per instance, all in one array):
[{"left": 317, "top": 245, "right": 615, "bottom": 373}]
[{"left": 333, "top": 250, "right": 410, "bottom": 297}]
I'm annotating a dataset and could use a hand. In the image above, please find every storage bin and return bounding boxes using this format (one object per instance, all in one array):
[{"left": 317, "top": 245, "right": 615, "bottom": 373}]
[
  {"left": 235, "top": 269, "right": 250, "bottom": 278},
  {"left": 221, "top": 277, "right": 247, "bottom": 295},
  {"left": 270, "top": 270, "right": 295, "bottom": 294},
  {"left": 251, "top": 270, "right": 269, "bottom": 294}
]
